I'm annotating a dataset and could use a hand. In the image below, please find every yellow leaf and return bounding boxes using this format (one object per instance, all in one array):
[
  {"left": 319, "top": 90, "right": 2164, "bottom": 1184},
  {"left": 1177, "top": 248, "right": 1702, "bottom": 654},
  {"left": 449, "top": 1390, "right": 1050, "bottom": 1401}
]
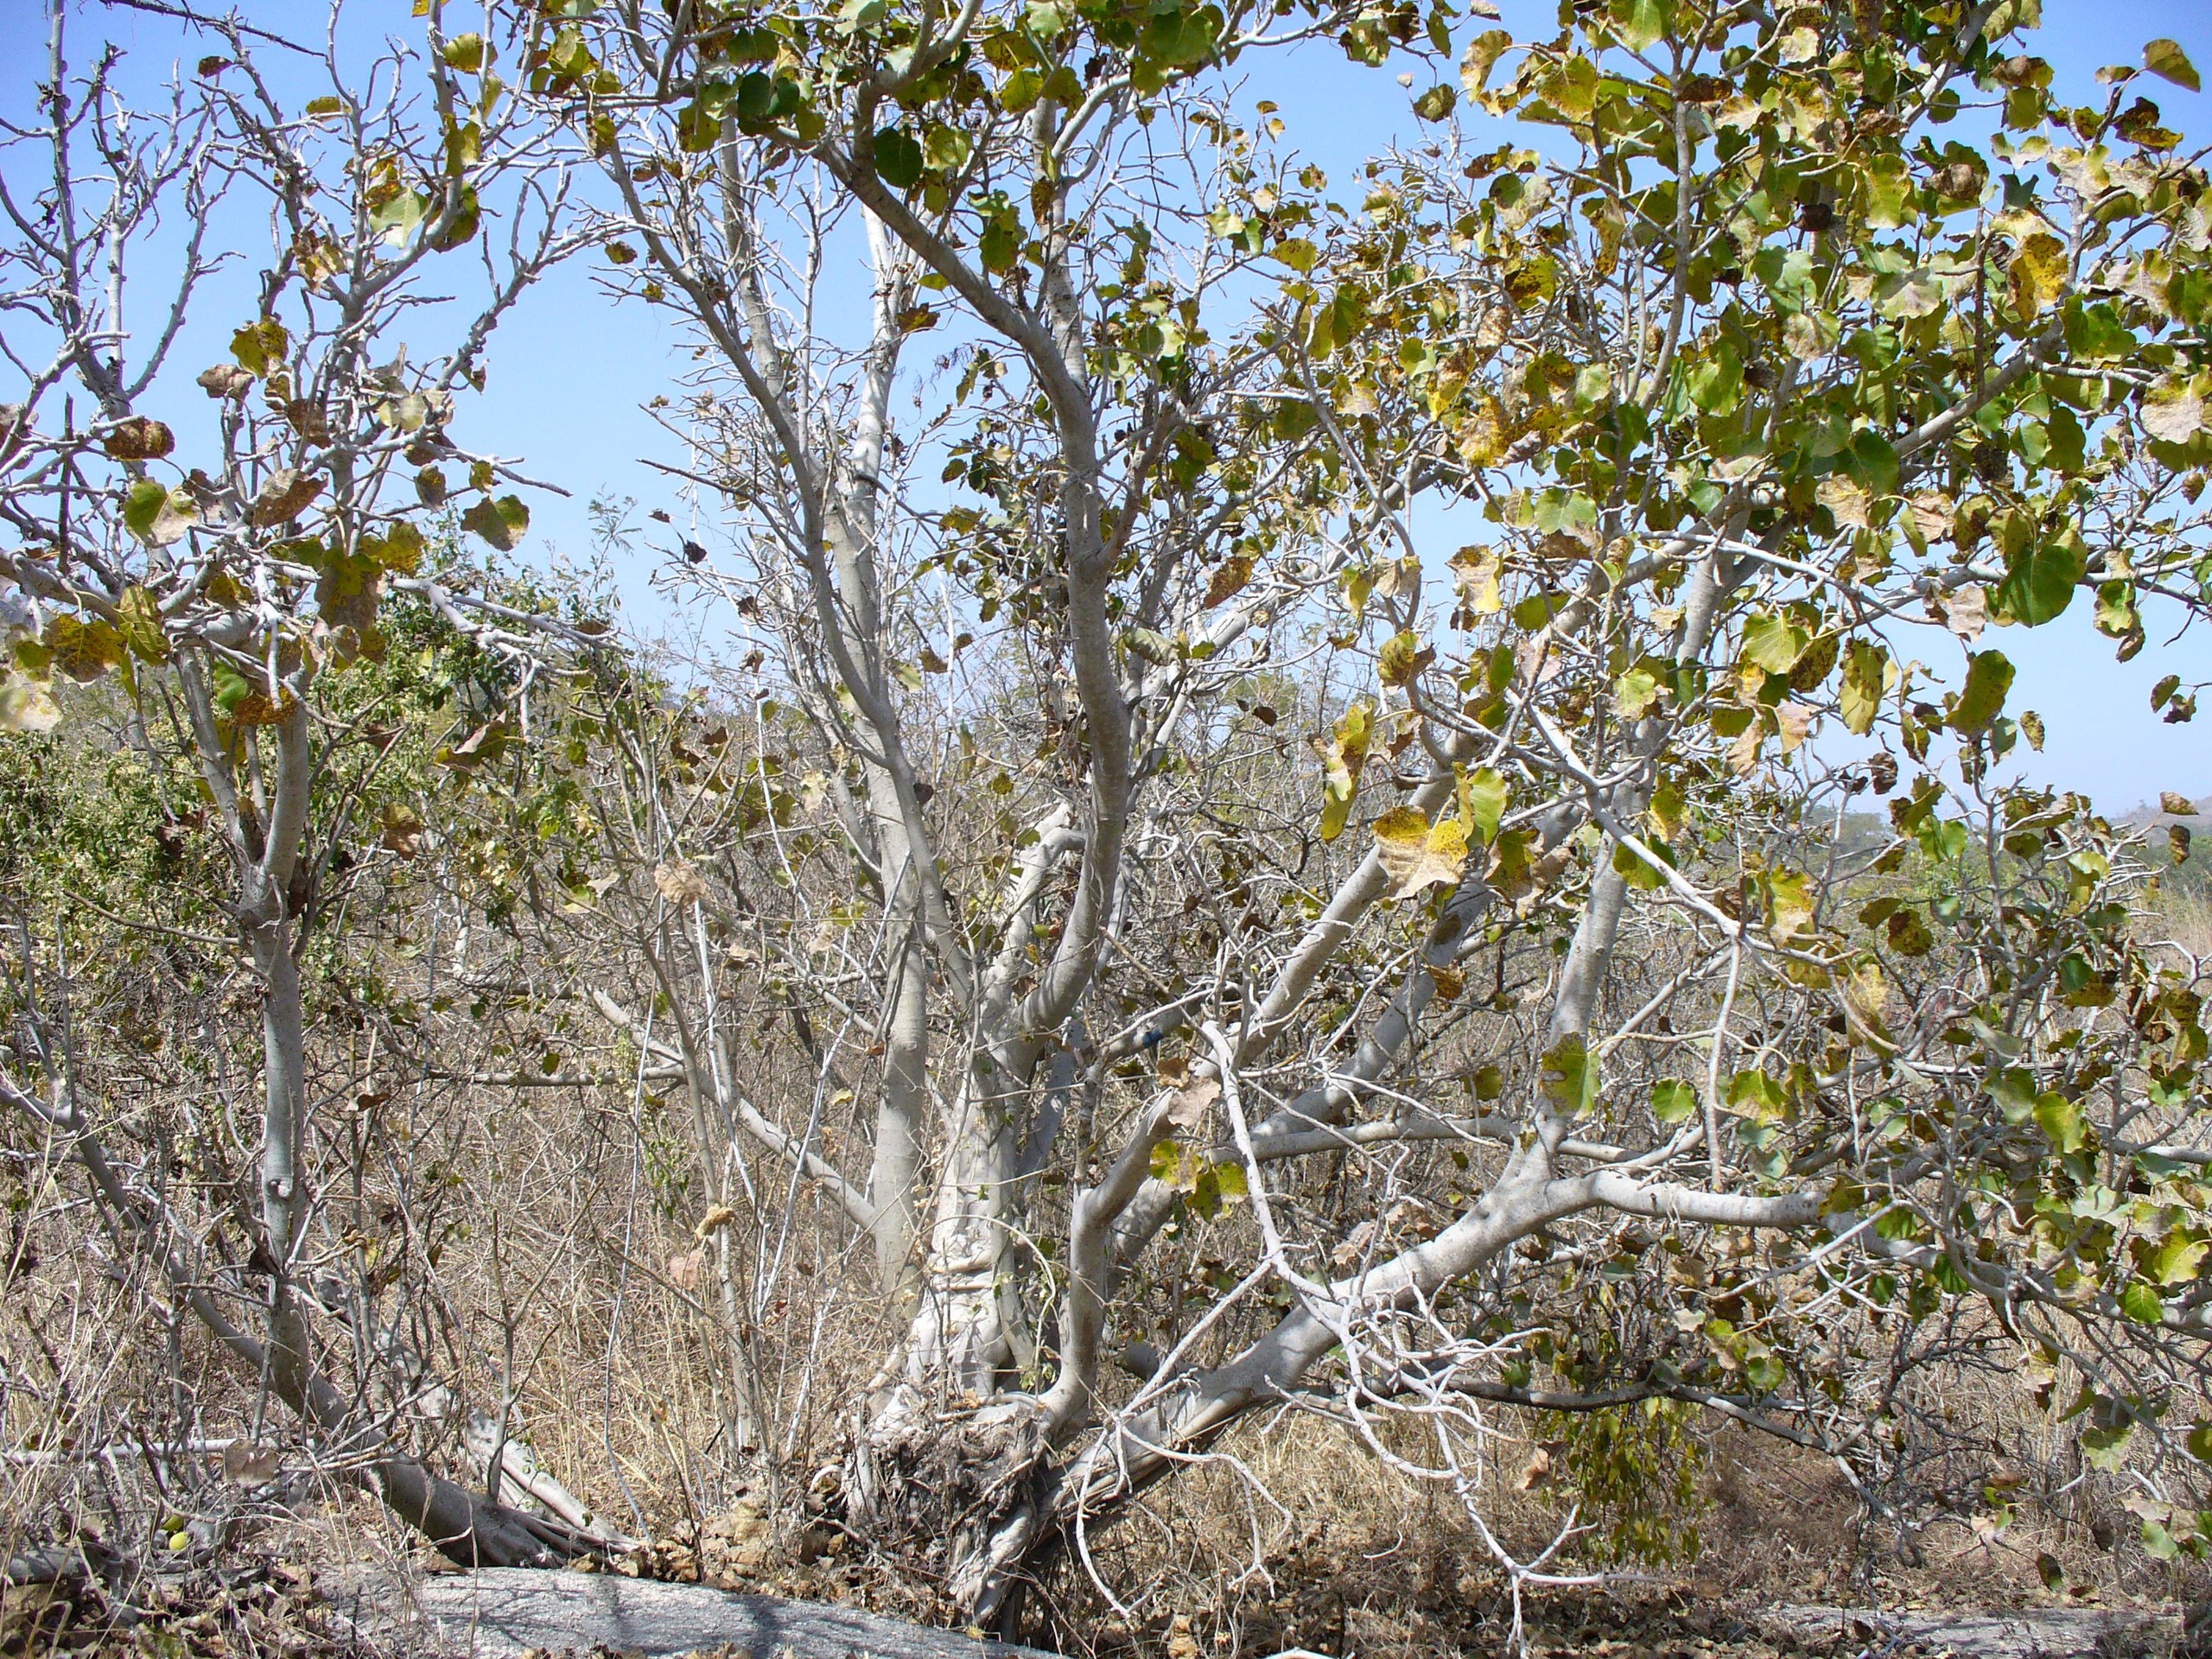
[
  {"left": 1373, "top": 806, "right": 1469, "bottom": 899},
  {"left": 0, "top": 677, "right": 60, "bottom": 734}
]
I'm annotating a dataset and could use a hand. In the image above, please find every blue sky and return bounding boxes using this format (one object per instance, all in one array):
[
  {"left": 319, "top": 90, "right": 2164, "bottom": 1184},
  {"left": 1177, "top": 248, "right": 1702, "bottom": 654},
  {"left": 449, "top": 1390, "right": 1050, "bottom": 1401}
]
[{"left": 3, "top": 1, "right": 2208, "bottom": 812}]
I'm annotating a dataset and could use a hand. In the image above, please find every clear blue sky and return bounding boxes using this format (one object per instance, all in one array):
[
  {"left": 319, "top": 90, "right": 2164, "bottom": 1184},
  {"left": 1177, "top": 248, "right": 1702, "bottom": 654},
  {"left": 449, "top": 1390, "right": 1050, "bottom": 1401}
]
[{"left": 3, "top": 1, "right": 2207, "bottom": 812}]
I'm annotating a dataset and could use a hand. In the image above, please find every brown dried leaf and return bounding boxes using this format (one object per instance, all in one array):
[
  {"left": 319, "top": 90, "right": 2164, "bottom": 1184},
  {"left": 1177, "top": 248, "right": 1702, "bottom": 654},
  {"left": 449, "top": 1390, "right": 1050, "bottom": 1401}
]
[
  {"left": 223, "top": 1440, "right": 282, "bottom": 1487},
  {"left": 198, "top": 364, "right": 255, "bottom": 401},
  {"left": 101, "top": 416, "right": 175, "bottom": 461},
  {"left": 653, "top": 861, "right": 709, "bottom": 907},
  {"left": 1939, "top": 582, "right": 1988, "bottom": 642},
  {"left": 250, "top": 468, "right": 324, "bottom": 527},
  {"left": 1165, "top": 1077, "right": 1220, "bottom": 1131},
  {"left": 1514, "top": 1446, "right": 1554, "bottom": 1491}
]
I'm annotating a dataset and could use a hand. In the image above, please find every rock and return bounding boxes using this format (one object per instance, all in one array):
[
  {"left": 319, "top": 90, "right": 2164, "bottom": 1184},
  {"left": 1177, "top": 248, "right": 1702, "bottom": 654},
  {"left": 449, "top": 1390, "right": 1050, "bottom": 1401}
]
[
  {"left": 325, "top": 1566, "right": 1058, "bottom": 1659},
  {"left": 1757, "top": 1602, "right": 2183, "bottom": 1659}
]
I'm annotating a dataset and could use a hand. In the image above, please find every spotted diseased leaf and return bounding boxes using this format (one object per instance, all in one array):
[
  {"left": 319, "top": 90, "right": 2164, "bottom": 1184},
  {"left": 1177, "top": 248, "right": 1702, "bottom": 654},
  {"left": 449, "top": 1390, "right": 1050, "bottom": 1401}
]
[
  {"left": 2008, "top": 233, "right": 2068, "bottom": 317},
  {"left": 1203, "top": 555, "right": 1253, "bottom": 608},
  {"left": 2142, "top": 374, "right": 2209, "bottom": 443},
  {"left": 1948, "top": 649, "right": 2013, "bottom": 734},
  {"left": 1840, "top": 641, "right": 1891, "bottom": 736},
  {"left": 1875, "top": 267, "right": 1941, "bottom": 319},
  {"left": 1449, "top": 545, "right": 1501, "bottom": 613},
  {"left": 1541, "top": 1034, "right": 1599, "bottom": 1117},
  {"left": 372, "top": 521, "right": 425, "bottom": 575},
  {"left": 461, "top": 493, "right": 530, "bottom": 550},
  {"left": 230, "top": 316, "right": 288, "bottom": 377},
  {"left": 250, "top": 467, "right": 324, "bottom": 528},
  {"left": 1412, "top": 84, "right": 1456, "bottom": 121},
  {"left": 1816, "top": 474, "right": 1870, "bottom": 529},
  {"left": 1765, "top": 868, "right": 1815, "bottom": 944},
  {"left": 1843, "top": 961, "right": 1895, "bottom": 1049},
  {"left": 1313, "top": 701, "right": 1372, "bottom": 842},
  {"left": 116, "top": 585, "right": 169, "bottom": 664},
  {"left": 1372, "top": 806, "right": 1469, "bottom": 899},
  {"left": 2145, "top": 38, "right": 2201, "bottom": 92},
  {"left": 124, "top": 479, "right": 197, "bottom": 546},
  {"left": 1377, "top": 630, "right": 1433, "bottom": 687}
]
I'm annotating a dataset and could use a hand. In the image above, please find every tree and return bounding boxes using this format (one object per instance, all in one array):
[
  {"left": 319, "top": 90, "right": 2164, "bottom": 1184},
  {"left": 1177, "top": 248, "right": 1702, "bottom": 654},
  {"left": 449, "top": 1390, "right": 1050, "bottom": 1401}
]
[
  {"left": 0, "top": 0, "right": 607, "bottom": 1566},
  {"left": 524, "top": 0, "right": 2212, "bottom": 1624},
  {"left": 8, "top": 0, "right": 2212, "bottom": 1637}
]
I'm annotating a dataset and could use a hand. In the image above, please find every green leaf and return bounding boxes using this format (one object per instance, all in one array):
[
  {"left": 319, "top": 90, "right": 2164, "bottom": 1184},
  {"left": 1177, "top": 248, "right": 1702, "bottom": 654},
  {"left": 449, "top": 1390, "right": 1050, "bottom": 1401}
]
[
  {"left": 1685, "top": 342, "right": 1743, "bottom": 414},
  {"left": 1863, "top": 156, "right": 1913, "bottom": 229},
  {"left": 999, "top": 67, "right": 1043, "bottom": 113},
  {"left": 370, "top": 190, "right": 428, "bottom": 246},
  {"left": 1615, "top": 666, "right": 1660, "bottom": 718},
  {"left": 1651, "top": 1079, "right": 1698, "bottom": 1123},
  {"left": 2154, "top": 1233, "right": 2208, "bottom": 1287},
  {"left": 1611, "top": 0, "right": 1669, "bottom": 53},
  {"left": 872, "top": 127, "right": 924, "bottom": 190},
  {"left": 2082, "top": 1421, "right": 2133, "bottom": 1471},
  {"left": 1740, "top": 612, "right": 1807, "bottom": 675},
  {"left": 1459, "top": 766, "right": 1507, "bottom": 844},
  {"left": 2145, "top": 38, "right": 2201, "bottom": 92},
  {"left": 2034, "top": 1091, "right": 2086, "bottom": 1156},
  {"left": 1995, "top": 524, "right": 2083, "bottom": 626},
  {"left": 1948, "top": 649, "right": 2013, "bottom": 734},
  {"left": 2120, "top": 1279, "right": 2165, "bottom": 1325},
  {"left": 210, "top": 661, "right": 253, "bottom": 716}
]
